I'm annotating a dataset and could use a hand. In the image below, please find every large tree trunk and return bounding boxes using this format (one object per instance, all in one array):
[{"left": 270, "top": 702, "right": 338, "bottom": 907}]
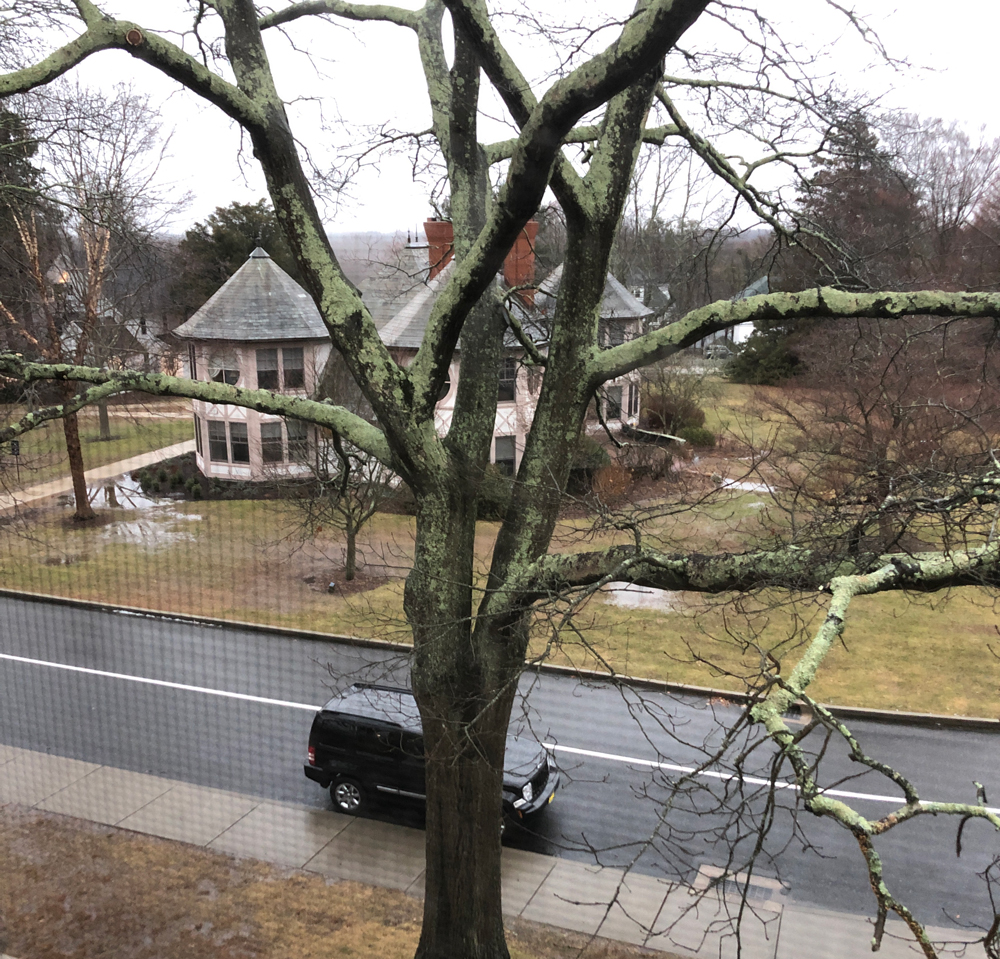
[
  {"left": 63, "top": 415, "right": 95, "bottom": 520},
  {"left": 408, "top": 484, "right": 521, "bottom": 959},
  {"left": 418, "top": 701, "right": 512, "bottom": 959},
  {"left": 61, "top": 385, "right": 95, "bottom": 521}
]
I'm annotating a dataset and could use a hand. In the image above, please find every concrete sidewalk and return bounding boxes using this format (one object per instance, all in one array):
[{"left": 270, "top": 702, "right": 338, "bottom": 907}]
[
  {"left": 0, "top": 744, "right": 975, "bottom": 958},
  {"left": 0, "top": 440, "right": 195, "bottom": 514}
]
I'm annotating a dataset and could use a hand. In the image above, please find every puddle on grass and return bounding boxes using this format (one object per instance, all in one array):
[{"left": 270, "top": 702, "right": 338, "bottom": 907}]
[
  {"left": 87, "top": 475, "right": 202, "bottom": 549},
  {"left": 603, "top": 582, "right": 682, "bottom": 611},
  {"left": 719, "top": 479, "right": 773, "bottom": 494}
]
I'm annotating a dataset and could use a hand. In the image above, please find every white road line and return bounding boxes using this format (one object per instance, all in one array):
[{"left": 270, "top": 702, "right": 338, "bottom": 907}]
[
  {"left": 3, "top": 651, "right": 995, "bottom": 813},
  {"left": 544, "top": 743, "right": 1000, "bottom": 814},
  {"left": 0, "top": 652, "right": 321, "bottom": 712}
]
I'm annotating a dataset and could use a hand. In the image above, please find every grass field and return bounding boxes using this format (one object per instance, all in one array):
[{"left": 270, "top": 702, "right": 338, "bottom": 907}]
[
  {"left": 2, "top": 494, "right": 997, "bottom": 717},
  {"left": 2, "top": 383, "right": 996, "bottom": 717},
  {"left": 1, "top": 401, "right": 193, "bottom": 488}
]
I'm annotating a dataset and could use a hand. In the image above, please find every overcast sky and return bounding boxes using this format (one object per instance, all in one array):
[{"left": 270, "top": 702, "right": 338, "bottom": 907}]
[{"left": 68, "top": 1, "right": 1000, "bottom": 235}]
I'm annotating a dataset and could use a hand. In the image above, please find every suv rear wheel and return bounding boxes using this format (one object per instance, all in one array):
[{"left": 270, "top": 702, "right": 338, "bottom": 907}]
[{"left": 332, "top": 777, "right": 366, "bottom": 814}]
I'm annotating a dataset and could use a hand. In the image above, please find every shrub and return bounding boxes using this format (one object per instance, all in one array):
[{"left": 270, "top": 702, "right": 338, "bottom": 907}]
[
  {"left": 725, "top": 327, "right": 801, "bottom": 385},
  {"left": 568, "top": 435, "right": 611, "bottom": 494},
  {"left": 477, "top": 464, "right": 512, "bottom": 520},
  {"left": 592, "top": 464, "right": 632, "bottom": 502},
  {"left": 571, "top": 435, "right": 611, "bottom": 471},
  {"left": 156, "top": 468, "right": 168, "bottom": 484},
  {"left": 641, "top": 393, "right": 705, "bottom": 433},
  {"left": 678, "top": 425, "right": 715, "bottom": 448}
]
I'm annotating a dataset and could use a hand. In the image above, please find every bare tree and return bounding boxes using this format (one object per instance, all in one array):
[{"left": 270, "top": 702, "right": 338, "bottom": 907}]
[
  {"left": 884, "top": 113, "right": 1000, "bottom": 283},
  {"left": 1, "top": 4, "right": 1000, "bottom": 958},
  {"left": 0, "top": 82, "right": 177, "bottom": 518},
  {"left": 290, "top": 431, "right": 394, "bottom": 581}
]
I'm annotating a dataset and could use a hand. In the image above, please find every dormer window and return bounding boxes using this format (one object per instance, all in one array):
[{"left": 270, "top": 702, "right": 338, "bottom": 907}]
[{"left": 602, "top": 319, "right": 627, "bottom": 347}]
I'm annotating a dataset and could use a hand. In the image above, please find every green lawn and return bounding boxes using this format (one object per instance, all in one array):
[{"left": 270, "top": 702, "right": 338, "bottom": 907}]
[
  {"left": 1, "top": 403, "right": 193, "bottom": 488},
  {"left": 2, "top": 496, "right": 997, "bottom": 717}
]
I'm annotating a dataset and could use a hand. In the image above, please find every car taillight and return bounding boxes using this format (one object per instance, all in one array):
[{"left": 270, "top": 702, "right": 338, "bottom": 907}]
[{"left": 307, "top": 745, "right": 316, "bottom": 765}]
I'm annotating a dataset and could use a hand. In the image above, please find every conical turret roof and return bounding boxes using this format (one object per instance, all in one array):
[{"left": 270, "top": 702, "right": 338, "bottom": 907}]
[{"left": 174, "top": 247, "right": 328, "bottom": 341}]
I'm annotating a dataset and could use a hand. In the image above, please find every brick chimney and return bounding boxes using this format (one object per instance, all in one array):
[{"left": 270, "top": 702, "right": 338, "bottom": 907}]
[
  {"left": 423, "top": 218, "right": 539, "bottom": 300},
  {"left": 504, "top": 220, "right": 539, "bottom": 305},
  {"left": 424, "top": 219, "right": 454, "bottom": 279}
]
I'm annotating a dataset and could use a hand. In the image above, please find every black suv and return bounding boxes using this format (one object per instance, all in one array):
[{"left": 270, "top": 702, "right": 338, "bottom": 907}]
[{"left": 304, "top": 683, "right": 559, "bottom": 821}]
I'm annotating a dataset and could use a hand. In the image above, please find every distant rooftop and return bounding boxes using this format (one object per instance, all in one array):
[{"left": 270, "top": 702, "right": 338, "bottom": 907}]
[
  {"left": 534, "top": 265, "right": 654, "bottom": 320},
  {"left": 173, "top": 247, "right": 328, "bottom": 342},
  {"left": 360, "top": 243, "right": 455, "bottom": 350}
]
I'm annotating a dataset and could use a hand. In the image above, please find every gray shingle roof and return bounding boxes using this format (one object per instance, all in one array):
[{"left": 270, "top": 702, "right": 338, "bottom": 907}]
[
  {"left": 361, "top": 250, "right": 652, "bottom": 354},
  {"left": 173, "top": 247, "right": 328, "bottom": 342},
  {"left": 534, "top": 265, "right": 654, "bottom": 320},
  {"left": 359, "top": 244, "right": 455, "bottom": 350}
]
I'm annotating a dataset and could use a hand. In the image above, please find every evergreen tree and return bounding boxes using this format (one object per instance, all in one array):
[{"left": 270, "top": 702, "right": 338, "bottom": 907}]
[
  {"left": 170, "top": 199, "right": 305, "bottom": 320},
  {"left": 790, "top": 110, "right": 924, "bottom": 290},
  {"left": 0, "top": 107, "right": 44, "bottom": 330}
]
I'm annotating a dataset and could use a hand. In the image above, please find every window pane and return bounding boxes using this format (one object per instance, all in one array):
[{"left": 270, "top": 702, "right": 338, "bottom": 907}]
[
  {"left": 193, "top": 414, "right": 203, "bottom": 456},
  {"left": 261, "top": 422, "right": 284, "bottom": 463},
  {"left": 498, "top": 357, "right": 517, "bottom": 402},
  {"left": 607, "top": 320, "right": 626, "bottom": 347},
  {"left": 283, "top": 347, "right": 305, "bottom": 389},
  {"left": 230, "top": 422, "right": 250, "bottom": 463},
  {"left": 495, "top": 435, "right": 516, "bottom": 476},
  {"left": 210, "top": 352, "right": 239, "bottom": 385},
  {"left": 257, "top": 349, "right": 279, "bottom": 390},
  {"left": 606, "top": 385, "right": 623, "bottom": 419},
  {"left": 208, "top": 421, "right": 228, "bottom": 462},
  {"left": 287, "top": 419, "right": 309, "bottom": 461}
]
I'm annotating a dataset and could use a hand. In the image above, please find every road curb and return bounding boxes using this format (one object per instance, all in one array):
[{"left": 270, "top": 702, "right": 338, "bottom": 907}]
[{"left": 2, "top": 587, "right": 998, "bottom": 732}]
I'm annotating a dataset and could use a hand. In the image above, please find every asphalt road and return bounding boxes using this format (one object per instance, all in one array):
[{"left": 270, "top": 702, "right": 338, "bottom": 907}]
[{"left": 0, "top": 594, "right": 997, "bottom": 930}]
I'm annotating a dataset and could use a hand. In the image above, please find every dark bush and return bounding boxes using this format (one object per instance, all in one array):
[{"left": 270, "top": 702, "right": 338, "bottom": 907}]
[
  {"left": 571, "top": 435, "right": 611, "bottom": 471},
  {"left": 725, "top": 327, "right": 801, "bottom": 385},
  {"left": 678, "top": 425, "right": 716, "bottom": 447},
  {"left": 477, "top": 464, "right": 512, "bottom": 520},
  {"left": 567, "top": 435, "right": 611, "bottom": 494},
  {"left": 641, "top": 393, "right": 705, "bottom": 433}
]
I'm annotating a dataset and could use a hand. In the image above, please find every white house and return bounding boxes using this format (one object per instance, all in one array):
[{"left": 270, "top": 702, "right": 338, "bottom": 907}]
[
  {"left": 173, "top": 229, "right": 650, "bottom": 483},
  {"left": 173, "top": 247, "right": 332, "bottom": 481},
  {"left": 362, "top": 220, "right": 650, "bottom": 475}
]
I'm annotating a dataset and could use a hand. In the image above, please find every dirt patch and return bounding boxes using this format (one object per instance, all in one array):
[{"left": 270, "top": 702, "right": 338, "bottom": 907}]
[
  {"left": 0, "top": 806, "right": 677, "bottom": 959},
  {"left": 302, "top": 567, "right": 393, "bottom": 597}
]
